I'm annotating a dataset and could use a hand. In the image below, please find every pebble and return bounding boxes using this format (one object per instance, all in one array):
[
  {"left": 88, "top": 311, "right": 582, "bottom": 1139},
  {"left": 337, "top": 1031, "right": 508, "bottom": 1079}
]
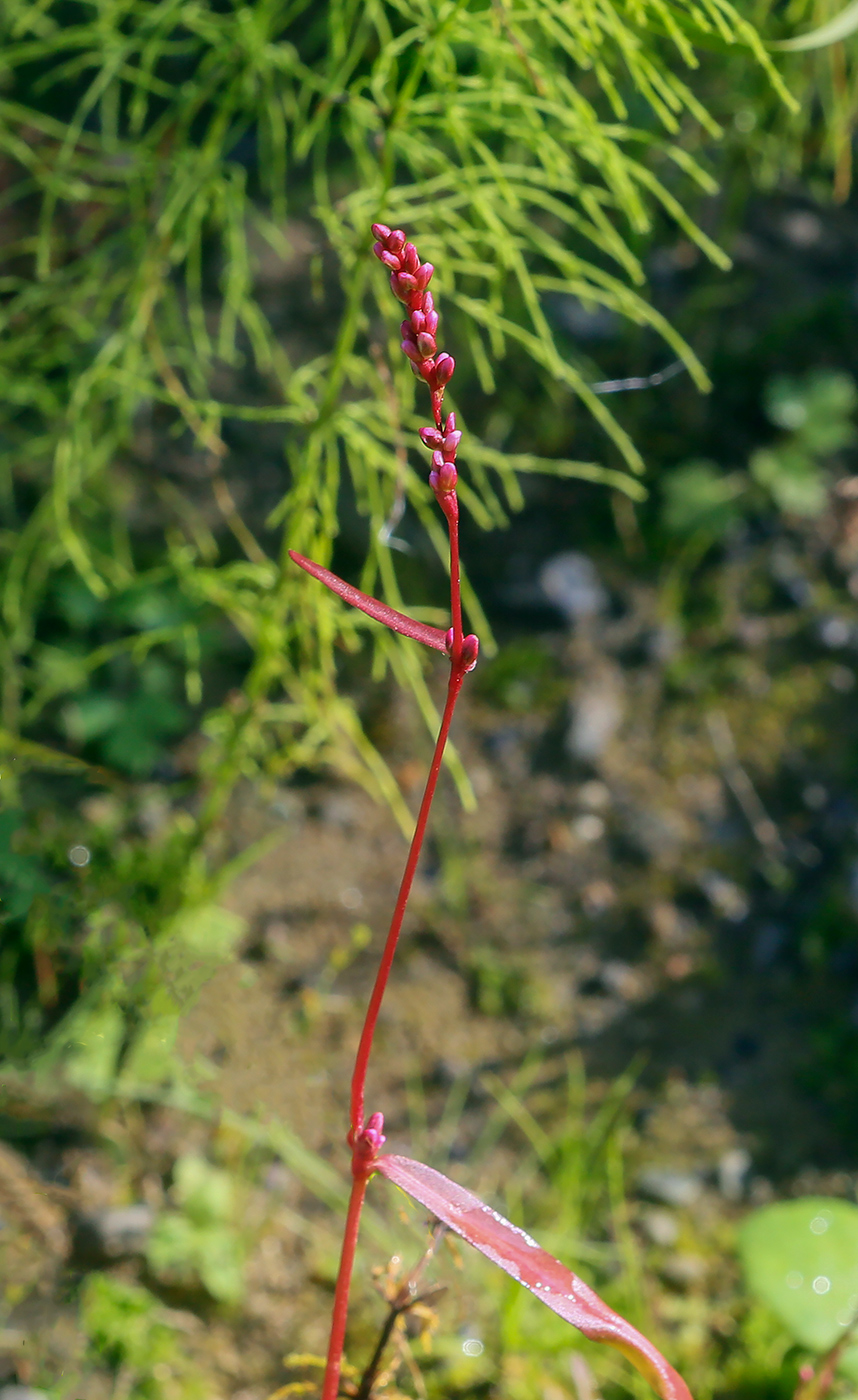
[
  {"left": 640, "top": 1208, "right": 680, "bottom": 1247},
  {"left": 718, "top": 1147, "right": 752, "bottom": 1201},
  {"left": 637, "top": 1167, "right": 703, "bottom": 1208},
  {"left": 539, "top": 552, "right": 607, "bottom": 622},
  {"left": 75, "top": 1203, "right": 154, "bottom": 1260}
]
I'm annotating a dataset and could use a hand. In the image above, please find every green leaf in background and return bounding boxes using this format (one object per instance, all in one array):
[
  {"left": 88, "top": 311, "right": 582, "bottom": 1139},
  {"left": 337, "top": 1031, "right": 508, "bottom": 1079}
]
[
  {"left": 738, "top": 1197, "right": 858, "bottom": 1377},
  {"left": 749, "top": 447, "right": 828, "bottom": 517},
  {"left": 661, "top": 462, "right": 746, "bottom": 537},
  {"left": 147, "top": 1153, "right": 245, "bottom": 1303},
  {"left": 764, "top": 371, "right": 857, "bottom": 455}
]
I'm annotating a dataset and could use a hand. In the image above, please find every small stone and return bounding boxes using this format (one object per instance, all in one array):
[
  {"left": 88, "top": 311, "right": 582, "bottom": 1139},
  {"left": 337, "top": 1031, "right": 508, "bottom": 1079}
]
[
  {"left": 640, "top": 1208, "right": 680, "bottom": 1247},
  {"left": 577, "top": 780, "right": 611, "bottom": 811},
  {"left": 718, "top": 1147, "right": 751, "bottom": 1201},
  {"left": 660, "top": 1253, "right": 708, "bottom": 1286},
  {"left": 76, "top": 1203, "right": 153, "bottom": 1260},
  {"left": 540, "top": 552, "right": 607, "bottom": 622},
  {"left": 567, "top": 679, "right": 624, "bottom": 760},
  {"left": 699, "top": 871, "right": 749, "bottom": 922},
  {"left": 637, "top": 1167, "right": 703, "bottom": 1208}
]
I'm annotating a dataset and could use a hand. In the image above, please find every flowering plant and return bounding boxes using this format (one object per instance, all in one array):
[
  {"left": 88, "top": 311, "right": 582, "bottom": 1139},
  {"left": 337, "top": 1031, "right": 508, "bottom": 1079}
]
[{"left": 290, "top": 227, "right": 691, "bottom": 1400}]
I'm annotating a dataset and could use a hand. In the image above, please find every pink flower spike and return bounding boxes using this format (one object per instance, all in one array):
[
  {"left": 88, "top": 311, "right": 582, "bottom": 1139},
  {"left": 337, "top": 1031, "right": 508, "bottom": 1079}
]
[
  {"left": 371, "top": 222, "right": 391, "bottom": 241},
  {"left": 288, "top": 551, "right": 449, "bottom": 654},
  {"left": 434, "top": 353, "right": 455, "bottom": 386},
  {"left": 375, "top": 1156, "right": 693, "bottom": 1400}
]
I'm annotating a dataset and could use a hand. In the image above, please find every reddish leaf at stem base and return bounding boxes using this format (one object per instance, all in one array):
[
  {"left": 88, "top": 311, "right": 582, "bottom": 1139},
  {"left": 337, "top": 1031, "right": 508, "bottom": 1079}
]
[
  {"left": 375, "top": 1155, "right": 693, "bottom": 1400},
  {"left": 288, "top": 551, "right": 449, "bottom": 654}
]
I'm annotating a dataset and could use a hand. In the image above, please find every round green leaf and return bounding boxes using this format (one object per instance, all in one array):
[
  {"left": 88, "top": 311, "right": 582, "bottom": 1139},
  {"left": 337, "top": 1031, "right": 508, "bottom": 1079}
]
[{"left": 739, "top": 1198, "right": 858, "bottom": 1364}]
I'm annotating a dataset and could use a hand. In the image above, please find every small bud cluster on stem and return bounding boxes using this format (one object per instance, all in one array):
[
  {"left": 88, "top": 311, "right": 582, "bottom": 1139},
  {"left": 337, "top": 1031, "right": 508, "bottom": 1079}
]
[{"left": 371, "top": 224, "right": 455, "bottom": 429}]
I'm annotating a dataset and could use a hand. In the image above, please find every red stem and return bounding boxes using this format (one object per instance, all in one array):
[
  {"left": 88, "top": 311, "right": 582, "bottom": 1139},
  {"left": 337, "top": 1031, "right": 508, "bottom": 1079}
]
[
  {"left": 350, "top": 658, "right": 466, "bottom": 1134},
  {"left": 321, "top": 1171, "right": 370, "bottom": 1400},
  {"left": 446, "top": 501, "right": 463, "bottom": 657},
  {"left": 320, "top": 659, "right": 466, "bottom": 1400}
]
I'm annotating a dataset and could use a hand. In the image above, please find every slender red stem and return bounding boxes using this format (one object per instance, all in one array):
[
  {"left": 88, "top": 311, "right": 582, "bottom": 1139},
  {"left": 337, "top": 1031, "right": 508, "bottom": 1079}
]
[
  {"left": 320, "top": 658, "right": 466, "bottom": 1400},
  {"left": 350, "top": 659, "right": 466, "bottom": 1135},
  {"left": 321, "top": 1171, "right": 370, "bottom": 1400},
  {"left": 446, "top": 502, "right": 463, "bottom": 657}
]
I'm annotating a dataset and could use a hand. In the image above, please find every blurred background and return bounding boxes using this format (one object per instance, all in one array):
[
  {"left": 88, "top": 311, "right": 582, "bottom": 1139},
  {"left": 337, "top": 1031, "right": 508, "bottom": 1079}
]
[{"left": 3, "top": 1, "right": 858, "bottom": 1397}]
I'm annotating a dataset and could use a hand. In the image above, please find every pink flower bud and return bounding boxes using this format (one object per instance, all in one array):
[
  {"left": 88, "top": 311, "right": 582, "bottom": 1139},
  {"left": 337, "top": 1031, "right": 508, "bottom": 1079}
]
[
  {"left": 380, "top": 250, "right": 401, "bottom": 271},
  {"left": 432, "top": 449, "right": 444, "bottom": 470},
  {"left": 443, "top": 429, "right": 462, "bottom": 453},
  {"left": 444, "top": 627, "right": 455, "bottom": 654},
  {"left": 419, "top": 426, "right": 443, "bottom": 448},
  {"left": 401, "top": 339, "right": 423, "bottom": 364},
  {"left": 353, "top": 1110, "right": 387, "bottom": 1166},
  {"left": 396, "top": 271, "right": 417, "bottom": 292},
  {"left": 424, "top": 309, "right": 438, "bottom": 335},
  {"left": 423, "top": 291, "right": 435, "bottom": 315},
  {"left": 434, "top": 353, "right": 455, "bottom": 386},
  {"left": 363, "top": 1111, "right": 386, "bottom": 1150},
  {"left": 461, "top": 634, "right": 480, "bottom": 672},
  {"left": 372, "top": 240, "right": 385, "bottom": 260},
  {"left": 445, "top": 411, "right": 456, "bottom": 433},
  {"left": 402, "top": 242, "right": 419, "bottom": 273},
  {"left": 430, "top": 460, "right": 457, "bottom": 494},
  {"left": 388, "top": 228, "right": 406, "bottom": 252},
  {"left": 371, "top": 223, "right": 391, "bottom": 241},
  {"left": 410, "top": 309, "right": 426, "bottom": 334},
  {"left": 415, "top": 262, "right": 434, "bottom": 290},
  {"left": 390, "top": 272, "right": 415, "bottom": 303},
  {"left": 417, "top": 331, "right": 437, "bottom": 357}
]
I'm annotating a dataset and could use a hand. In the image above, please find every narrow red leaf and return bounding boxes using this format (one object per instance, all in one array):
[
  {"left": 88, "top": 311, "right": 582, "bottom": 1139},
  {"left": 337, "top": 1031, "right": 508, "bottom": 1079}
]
[
  {"left": 375, "top": 1155, "right": 692, "bottom": 1400},
  {"left": 288, "top": 551, "right": 449, "bottom": 654}
]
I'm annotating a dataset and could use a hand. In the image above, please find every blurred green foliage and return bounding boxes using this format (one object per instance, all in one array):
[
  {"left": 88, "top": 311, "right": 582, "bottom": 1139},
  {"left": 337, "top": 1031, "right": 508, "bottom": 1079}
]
[
  {"left": 662, "top": 369, "right": 858, "bottom": 540},
  {"left": 739, "top": 1198, "right": 858, "bottom": 1380},
  {"left": 147, "top": 1152, "right": 246, "bottom": 1303},
  {"left": 81, "top": 1272, "right": 206, "bottom": 1398}
]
